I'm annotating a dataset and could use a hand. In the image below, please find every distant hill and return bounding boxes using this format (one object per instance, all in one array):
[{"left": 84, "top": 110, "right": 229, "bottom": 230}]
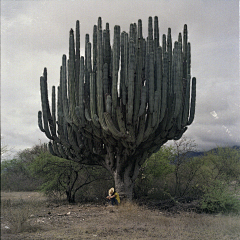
[
  {"left": 184, "top": 146, "right": 240, "bottom": 159},
  {"left": 184, "top": 151, "right": 205, "bottom": 158}
]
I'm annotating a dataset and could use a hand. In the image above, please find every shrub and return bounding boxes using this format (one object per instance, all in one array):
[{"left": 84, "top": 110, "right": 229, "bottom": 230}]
[
  {"left": 200, "top": 181, "right": 240, "bottom": 213},
  {"left": 134, "top": 145, "right": 175, "bottom": 200},
  {"left": 1, "top": 158, "right": 43, "bottom": 191},
  {"left": 1, "top": 145, "right": 47, "bottom": 191},
  {"left": 134, "top": 143, "right": 240, "bottom": 214},
  {"left": 31, "top": 152, "right": 113, "bottom": 203}
]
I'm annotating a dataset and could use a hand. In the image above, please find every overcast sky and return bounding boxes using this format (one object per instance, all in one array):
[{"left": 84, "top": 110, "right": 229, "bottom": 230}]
[{"left": 1, "top": 0, "right": 239, "bottom": 158}]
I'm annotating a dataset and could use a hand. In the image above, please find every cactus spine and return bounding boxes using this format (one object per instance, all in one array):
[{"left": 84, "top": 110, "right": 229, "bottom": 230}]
[{"left": 39, "top": 17, "right": 196, "bottom": 200}]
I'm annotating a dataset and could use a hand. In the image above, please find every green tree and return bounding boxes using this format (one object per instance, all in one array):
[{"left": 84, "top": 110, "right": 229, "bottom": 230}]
[
  {"left": 135, "top": 137, "right": 204, "bottom": 200},
  {"left": 134, "top": 145, "right": 175, "bottom": 199},
  {"left": 202, "top": 147, "right": 240, "bottom": 184},
  {"left": 199, "top": 147, "right": 240, "bottom": 213},
  {"left": 170, "top": 137, "right": 199, "bottom": 197},
  {"left": 1, "top": 158, "right": 42, "bottom": 191},
  {"left": 1, "top": 144, "right": 48, "bottom": 191},
  {"left": 30, "top": 152, "right": 110, "bottom": 203}
]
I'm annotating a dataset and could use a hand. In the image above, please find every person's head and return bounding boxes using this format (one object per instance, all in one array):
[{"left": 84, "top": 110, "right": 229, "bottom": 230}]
[{"left": 109, "top": 187, "right": 114, "bottom": 196}]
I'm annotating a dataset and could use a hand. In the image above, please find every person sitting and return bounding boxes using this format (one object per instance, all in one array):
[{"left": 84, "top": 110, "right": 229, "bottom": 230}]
[{"left": 106, "top": 187, "right": 120, "bottom": 205}]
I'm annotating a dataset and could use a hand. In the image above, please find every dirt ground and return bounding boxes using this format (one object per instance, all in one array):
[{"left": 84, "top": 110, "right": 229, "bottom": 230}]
[{"left": 1, "top": 192, "right": 240, "bottom": 240}]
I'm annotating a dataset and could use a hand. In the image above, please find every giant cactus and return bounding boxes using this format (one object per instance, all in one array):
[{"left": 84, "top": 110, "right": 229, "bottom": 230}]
[{"left": 38, "top": 16, "right": 196, "bottom": 200}]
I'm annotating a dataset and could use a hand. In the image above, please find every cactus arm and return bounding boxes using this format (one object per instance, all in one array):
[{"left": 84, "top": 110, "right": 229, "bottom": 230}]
[
  {"left": 183, "top": 24, "right": 188, "bottom": 80},
  {"left": 129, "top": 24, "right": 135, "bottom": 49},
  {"left": 127, "top": 53, "right": 135, "bottom": 125},
  {"left": 86, "top": 41, "right": 92, "bottom": 73},
  {"left": 162, "top": 34, "right": 166, "bottom": 53},
  {"left": 85, "top": 108, "right": 92, "bottom": 122},
  {"left": 167, "top": 28, "right": 172, "bottom": 84},
  {"left": 159, "top": 55, "right": 168, "bottom": 122},
  {"left": 38, "top": 111, "right": 45, "bottom": 132},
  {"left": 143, "top": 113, "right": 154, "bottom": 141},
  {"left": 112, "top": 25, "right": 121, "bottom": 120},
  {"left": 144, "top": 53, "right": 150, "bottom": 109},
  {"left": 154, "top": 16, "right": 159, "bottom": 50},
  {"left": 181, "top": 74, "right": 191, "bottom": 126},
  {"left": 96, "top": 19, "right": 108, "bottom": 132},
  {"left": 56, "top": 122, "right": 71, "bottom": 148},
  {"left": 75, "top": 20, "right": 80, "bottom": 106},
  {"left": 116, "top": 106, "right": 127, "bottom": 134},
  {"left": 148, "top": 52, "right": 154, "bottom": 113},
  {"left": 136, "top": 114, "right": 146, "bottom": 146},
  {"left": 48, "top": 142, "right": 57, "bottom": 156},
  {"left": 61, "top": 55, "right": 72, "bottom": 125},
  {"left": 174, "top": 127, "right": 188, "bottom": 140},
  {"left": 42, "top": 69, "right": 55, "bottom": 137},
  {"left": 103, "top": 131, "right": 117, "bottom": 146},
  {"left": 148, "top": 17, "right": 153, "bottom": 53},
  {"left": 138, "top": 85, "right": 147, "bottom": 117},
  {"left": 133, "top": 32, "right": 143, "bottom": 123},
  {"left": 103, "top": 63, "right": 109, "bottom": 96},
  {"left": 52, "top": 141, "right": 62, "bottom": 158},
  {"left": 67, "top": 123, "right": 82, "bottom": 155},
  {"left": 40, "top": 74, "right": 53, "bottom": 140},
  {"left": 173, "top": 41, "right": 183, "bottom": 119},
  {"left": 154, "top": 46, "right": 162, "bottom": 128},
  {"left": 121, "top": 32, "right": 128, "bottom": 105},
  {"left": 77, "top": 56, "right": 85, "bottom": 127},
  {"left": 84, "top": 34, "right": 90, "bottom": 113},
  {"left": 68, "top": 29, "right": 78, "bottom": 126},
  {"left": 104, "top": 23, "right": 111, "bottom": 77},
  {"left": 165, "top": 95, "right": 176, "bottom": 132},
  {"left": 187, "top": 77, "right": 196, "bottom": 125},
  {"left": 106, "top": 94, "right": 112, "bottom": 114},
  {"left": 104, "top": 112, "right": 125, "bottom": 139},
  {"left": 152, "top": 92, "right": 159, "bottom": 127},
  {"left": 57, "top": 77, "right": 63, "bottom": 125},
  {"left": 116, "top": 106, "right": 135, "bottom": 143},
  {"left": 187, "top": 42, "right": 191, "bottom": 76},
  {"left": 57, "top": 143, "right": 68, "bottom": 159},
  {"left": 124, "top": 32, "right": 129, "bottom": 90},
  {"left": 90, "top": 72, "right": 100, "bottom": 128},
  {"left": 93, "top": 25, "right": 97, "bottom": 73},
  {"left": 120, "top": 32, "right": 126, "bottom": 105},
  {"left": 52, "top": 86, "right": 57, "bottom": 135},
  {"left": 92, "top": 123, "right": 102, "bottom": 140}
]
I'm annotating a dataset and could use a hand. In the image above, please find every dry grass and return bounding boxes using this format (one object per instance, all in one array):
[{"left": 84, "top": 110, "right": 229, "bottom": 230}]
[
  {"left": 1, "top": 191, "right": 46, "bottom": 201},
  {"left": 1, "top": 192, "right": 46, "bottom": 235},
  {"left": 1, "top": 192, "right": 240, "bottom": 239},
  {"left": 99, "top": 201, "right": 240, "bottom": 239}
]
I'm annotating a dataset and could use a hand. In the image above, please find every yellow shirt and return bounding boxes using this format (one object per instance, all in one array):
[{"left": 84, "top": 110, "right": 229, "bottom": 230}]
[{"left": 114, "top": 192, "right": 120, "bottom": 203}]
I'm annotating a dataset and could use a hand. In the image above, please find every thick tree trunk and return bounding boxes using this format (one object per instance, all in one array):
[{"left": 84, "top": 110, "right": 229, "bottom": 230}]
[
  {"left": 113, "top": 170, "right": 135, "bottom": 200},
  {"left": 105, "top": 149, "right": 141, "bottom": 200}
]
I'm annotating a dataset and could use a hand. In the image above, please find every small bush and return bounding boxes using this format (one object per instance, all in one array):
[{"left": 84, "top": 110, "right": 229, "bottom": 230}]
[{"left": 200, "top": 181, "right": 240, "bottom": 213}]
